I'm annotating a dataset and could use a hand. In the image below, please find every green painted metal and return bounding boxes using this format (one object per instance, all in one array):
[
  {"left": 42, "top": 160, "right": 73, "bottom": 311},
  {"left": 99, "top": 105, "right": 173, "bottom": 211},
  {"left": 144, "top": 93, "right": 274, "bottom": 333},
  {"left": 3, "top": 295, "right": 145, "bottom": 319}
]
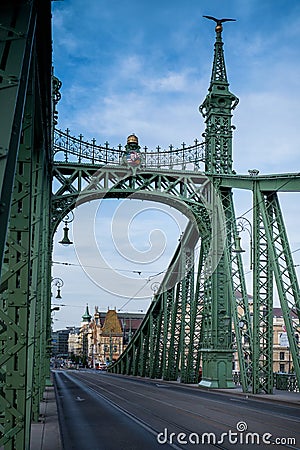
[
  {"left": 252, "top": 186, "right": 274, "bottom": 393},
  {"left": 220, "top": 188, "right": 253, "bottom": 392},
  {"left": 199, "top": 190, "right": 235, "bottom": 388},
  {"left": 52, "top": 18, "right": 299, "bottom": 393},
  {"left": 106, "top": 21, "right": 299, "bottom": 392},
  {"left": 0, "top": 1, "right": 36, "bottom": 276},
  {"left": 1, "top": 116, "right": 33, "bottom": 450},
  {"left": 219, "top": 173, "right": 300, "bottom": 192},
  {"left": 253, "top": 189, "right": 300, "bottom": 391},
  {"left": 199, "top": 22, "right": 239, "bottom": 174},
  {"left": 0, "top": 89, "right": 51, "bottom": 448},
  {"left": 160, "top": 289, "right": 175, "bottom": 379},
  {"left": 150, "top": 305, "right": 164, "bottom": 379},
  {"left": 198, "top": 20, "right": 239, "bottom": 388},
  {"left": 0, "top": 1, "right": 52, "bottom": 448}
]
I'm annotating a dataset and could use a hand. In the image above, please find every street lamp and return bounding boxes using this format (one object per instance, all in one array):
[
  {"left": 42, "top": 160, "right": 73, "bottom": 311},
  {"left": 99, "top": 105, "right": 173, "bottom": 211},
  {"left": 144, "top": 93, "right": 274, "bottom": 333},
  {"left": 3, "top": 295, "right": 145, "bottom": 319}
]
[
  {"left": 233, "top": 216, "right": 253, "bottom": 270},
  {"left": 59, "top": 211, "right": 74, "bottom": 246},
  {"left": 51, "top": 277, "right": 64, "bottom": 299}
]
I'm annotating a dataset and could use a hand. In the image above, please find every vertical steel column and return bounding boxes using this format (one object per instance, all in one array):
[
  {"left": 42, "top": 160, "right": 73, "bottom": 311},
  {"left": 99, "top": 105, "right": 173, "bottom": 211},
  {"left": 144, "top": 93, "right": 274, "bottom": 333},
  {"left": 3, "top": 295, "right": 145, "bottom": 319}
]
[
  {"left": 29, "top": 127, "right": 51, "bottom": 422},
  {"left": 221, "top": 188, "right": 253, "bottom": 392},
  {"left": 0, "top": 1, "right": 36, "bottom": 274},
  {"left": 125, "top": 348, "right": 133, "bottom": 375},
  {"left": 256, "top": 191, "right": 300, "bottom": 386},
  {"left": 132, "top": 338, "right": 140, "bottom": 376},
  {"left": 200, "top": 187, "right": 234, "bottom": 388},
  {"left": 174, "top": 252, "right": 189, "bottom": 382},
  {"left": 139, "top": 324, "right": 150, "bottom": 377},
  {"left": 179, "top": 250, "right": 196, "bottom": 383},
  {"left": 164, "top": 284, "right": 181, "bottom": 380},
  {"left": 190, "top": 243, "right": 207, "bottom": 383},
  {"left": 39, "top": 187, "right": 52, "bottom": 391},
  {"left": 161, "top": 288, "right": 175, "bottom": 379},
  {"left": 0, "top": 2, "right": 52, "bottom": 446},
  {"left": 199, "top": 21, "right": 238, "bottom": 388},
  {"left": 149, "top": 300, "right": 163, "bottom": 379},
  {"left": 252, "top": 186, "right": 274, "bottom": 393},
  {"left": 0, "top": 106, "right": 34, "bottom": 449}
]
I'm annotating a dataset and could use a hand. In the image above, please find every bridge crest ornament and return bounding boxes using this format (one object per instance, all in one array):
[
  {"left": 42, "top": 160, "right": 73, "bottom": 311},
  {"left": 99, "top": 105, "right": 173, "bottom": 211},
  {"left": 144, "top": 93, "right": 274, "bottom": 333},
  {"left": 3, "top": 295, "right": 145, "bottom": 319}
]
[{"left": 123, "top": 134, "right": 143, "bottom": 172}]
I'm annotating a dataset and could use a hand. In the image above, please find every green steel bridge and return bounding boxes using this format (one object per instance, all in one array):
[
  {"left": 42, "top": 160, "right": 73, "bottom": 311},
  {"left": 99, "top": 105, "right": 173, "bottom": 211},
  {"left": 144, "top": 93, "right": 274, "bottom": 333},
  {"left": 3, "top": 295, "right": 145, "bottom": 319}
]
[{"left": 1, "top": 1, "right": 299, "bottom": 448}]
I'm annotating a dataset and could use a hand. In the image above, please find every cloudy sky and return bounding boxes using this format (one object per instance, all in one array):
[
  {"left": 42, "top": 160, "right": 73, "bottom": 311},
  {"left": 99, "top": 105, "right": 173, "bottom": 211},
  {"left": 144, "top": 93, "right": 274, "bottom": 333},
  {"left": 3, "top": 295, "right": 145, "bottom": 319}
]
[{"left": 51, "top": 0, "right": 300, "bottom": 330}]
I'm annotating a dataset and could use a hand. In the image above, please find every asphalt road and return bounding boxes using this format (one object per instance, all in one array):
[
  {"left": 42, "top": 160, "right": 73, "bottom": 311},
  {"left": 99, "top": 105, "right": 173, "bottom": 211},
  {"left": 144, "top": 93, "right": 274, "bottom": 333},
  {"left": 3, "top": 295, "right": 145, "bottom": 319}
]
[{"left": 54, "top": 370, "right": 300, "bottom": 450}]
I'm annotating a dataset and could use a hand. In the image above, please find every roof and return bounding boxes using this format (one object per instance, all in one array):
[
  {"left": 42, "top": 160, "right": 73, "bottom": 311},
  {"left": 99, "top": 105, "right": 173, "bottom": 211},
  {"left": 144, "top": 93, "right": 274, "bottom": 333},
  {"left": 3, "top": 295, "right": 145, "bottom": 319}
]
[
  {"left": 101, "top": 309, "right": 123, "bottom": 336},
  {"left": 82, "top": 304, "right": 92, "bottom": 322},
  {"left": 273, "top": 307, "right": 298, "bottom": 319}
]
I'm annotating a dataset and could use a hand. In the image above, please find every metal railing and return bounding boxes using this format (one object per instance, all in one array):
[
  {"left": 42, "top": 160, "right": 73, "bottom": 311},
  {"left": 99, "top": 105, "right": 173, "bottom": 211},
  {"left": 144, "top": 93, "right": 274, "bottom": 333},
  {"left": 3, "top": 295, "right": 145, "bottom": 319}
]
[
  {"left": 53, "top": 128, "right": 206, "bottom": 170},
  {"left": 274, "top": 373, "right": 299, "bottom": 392},
  {"left": 233, "top": 372, "right": 299, "bottom": 392}
]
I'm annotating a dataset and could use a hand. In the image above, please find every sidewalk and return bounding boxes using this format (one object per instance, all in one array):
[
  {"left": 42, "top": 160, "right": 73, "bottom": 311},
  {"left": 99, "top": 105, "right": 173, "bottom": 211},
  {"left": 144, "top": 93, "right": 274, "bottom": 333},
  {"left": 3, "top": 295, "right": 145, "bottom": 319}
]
[
  {"left": 30, "top": 385, "right": 62, "bottom": 450},
  {"left": 216, "top": 386, "right": 300, "bottom": 406},
  {"left": 164, "top": 377, "right": 300, "bottom": 405}
]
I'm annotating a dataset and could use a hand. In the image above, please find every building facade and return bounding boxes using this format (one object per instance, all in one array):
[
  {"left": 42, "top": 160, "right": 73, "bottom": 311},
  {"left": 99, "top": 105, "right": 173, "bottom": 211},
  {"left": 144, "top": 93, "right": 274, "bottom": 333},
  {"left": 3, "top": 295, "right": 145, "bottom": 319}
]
[
  {"left": 74, "top": 306, "right": 144, "bottom": 368},
  {"left": 53, "top": 305, "right": 297, "bottom": 376}
]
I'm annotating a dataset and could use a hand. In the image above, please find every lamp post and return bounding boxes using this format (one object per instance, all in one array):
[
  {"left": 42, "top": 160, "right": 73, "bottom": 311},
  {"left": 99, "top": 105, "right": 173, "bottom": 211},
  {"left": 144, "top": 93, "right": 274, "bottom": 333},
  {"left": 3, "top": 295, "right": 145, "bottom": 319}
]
[
  {"left": 233, "top": 216, "right": 253, "bottom": 270},
  {"left": 59, "top": 210, "right": 74, "bottom": 246},
  {"left": 51, "top": 277, "right": 64, "bottom": 299}
]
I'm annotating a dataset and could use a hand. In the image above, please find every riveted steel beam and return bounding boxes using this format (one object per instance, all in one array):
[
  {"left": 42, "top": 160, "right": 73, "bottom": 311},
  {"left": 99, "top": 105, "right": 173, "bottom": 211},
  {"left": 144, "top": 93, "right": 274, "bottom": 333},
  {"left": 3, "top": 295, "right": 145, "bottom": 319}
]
[
  {"left": 217, "top": 173, "right": 300, "bottom": 192},
  {"left": 0, "top": 1, "right": 36, "bottom": 274},
  {"left": 0, "top": 1, "right": 52, "bottom": 448}
]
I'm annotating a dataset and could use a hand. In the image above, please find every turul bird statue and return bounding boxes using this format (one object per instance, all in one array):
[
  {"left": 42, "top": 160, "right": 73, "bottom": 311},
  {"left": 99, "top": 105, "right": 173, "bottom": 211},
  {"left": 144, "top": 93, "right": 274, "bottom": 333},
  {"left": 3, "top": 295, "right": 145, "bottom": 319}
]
[{"left": 203, "top": 15, "right": 236, "bottom": 32}]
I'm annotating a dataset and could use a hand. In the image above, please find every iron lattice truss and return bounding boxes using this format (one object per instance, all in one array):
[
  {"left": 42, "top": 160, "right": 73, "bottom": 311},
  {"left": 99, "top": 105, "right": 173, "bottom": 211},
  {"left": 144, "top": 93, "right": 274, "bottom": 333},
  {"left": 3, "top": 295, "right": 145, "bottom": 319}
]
[
  {"left": 52, "top": 155, "right": 300, "bottom": 393},
  {"left": 0, "top": 1, "right": 52, "bottom": 449}
]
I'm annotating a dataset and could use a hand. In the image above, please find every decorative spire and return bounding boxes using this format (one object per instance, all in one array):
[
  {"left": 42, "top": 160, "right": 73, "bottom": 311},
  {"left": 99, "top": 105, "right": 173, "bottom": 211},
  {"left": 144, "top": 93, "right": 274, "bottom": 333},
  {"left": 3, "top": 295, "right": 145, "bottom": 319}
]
[
  {"left": 82, "top": 304, "right": 91, "bottom": 323},
  {"left": 200, "top": 16, "right": 239, "bottom": 174}
]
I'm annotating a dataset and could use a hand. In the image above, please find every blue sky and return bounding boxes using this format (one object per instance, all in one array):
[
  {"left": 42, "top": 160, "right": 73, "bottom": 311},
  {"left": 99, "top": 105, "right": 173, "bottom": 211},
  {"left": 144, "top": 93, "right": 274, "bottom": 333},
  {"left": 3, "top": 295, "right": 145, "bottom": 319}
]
[{"left": 51, "top": 0, "right": 300, "bottom": 329}]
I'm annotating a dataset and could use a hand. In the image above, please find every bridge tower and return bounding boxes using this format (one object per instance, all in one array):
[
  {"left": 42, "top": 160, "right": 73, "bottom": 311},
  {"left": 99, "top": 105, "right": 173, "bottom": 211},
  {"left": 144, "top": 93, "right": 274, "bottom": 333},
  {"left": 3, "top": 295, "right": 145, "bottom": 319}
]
[{"left": 198, "top": 18, "right": 240, "bottom": 388}]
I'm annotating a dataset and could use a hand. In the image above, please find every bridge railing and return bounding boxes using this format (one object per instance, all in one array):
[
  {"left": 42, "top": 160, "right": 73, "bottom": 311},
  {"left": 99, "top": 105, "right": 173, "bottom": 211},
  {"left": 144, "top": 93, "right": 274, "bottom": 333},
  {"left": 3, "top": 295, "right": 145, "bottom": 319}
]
[
  {"left": 233, "top": 372, "right": 299, "bottom": 392},
  {"left": 274, "top": 373, "right": 299, "bottom": 392},
  {"left": 53, "top": 128, "right": 206, "bottom": 170}
]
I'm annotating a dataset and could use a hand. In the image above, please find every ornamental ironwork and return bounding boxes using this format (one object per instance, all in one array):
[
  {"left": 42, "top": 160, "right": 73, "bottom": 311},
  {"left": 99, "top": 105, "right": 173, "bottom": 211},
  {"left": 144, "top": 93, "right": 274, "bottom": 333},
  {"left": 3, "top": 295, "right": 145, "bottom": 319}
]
[{"left": 53, "top": 128, "right": 205, "bottom": 170}]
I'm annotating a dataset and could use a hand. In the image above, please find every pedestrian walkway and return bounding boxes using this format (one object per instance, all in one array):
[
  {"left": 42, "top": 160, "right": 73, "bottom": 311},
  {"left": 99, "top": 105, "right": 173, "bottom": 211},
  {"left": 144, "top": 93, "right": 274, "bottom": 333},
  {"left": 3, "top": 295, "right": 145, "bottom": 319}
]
[
  {"left": 217, "top": 386, "right": 300, "bottom": 406},
  {"left": 30, "top": 385, "right": 62, "bottom": 450}
]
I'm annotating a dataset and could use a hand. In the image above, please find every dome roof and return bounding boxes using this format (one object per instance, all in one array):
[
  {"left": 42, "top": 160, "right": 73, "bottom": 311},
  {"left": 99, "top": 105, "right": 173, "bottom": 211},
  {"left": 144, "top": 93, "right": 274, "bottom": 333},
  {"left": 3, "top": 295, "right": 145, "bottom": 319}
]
[{"left": 127, "top": 134, "right": 138, "bottom": 145}]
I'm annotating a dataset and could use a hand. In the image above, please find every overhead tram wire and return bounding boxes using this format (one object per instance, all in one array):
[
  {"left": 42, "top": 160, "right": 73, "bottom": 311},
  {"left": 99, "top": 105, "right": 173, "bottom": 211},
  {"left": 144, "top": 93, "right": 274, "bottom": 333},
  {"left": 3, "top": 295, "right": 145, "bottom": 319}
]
[
  {"left": 118, "top": 277, "right": 153, "bottom": 311},
  {"left": 52, "top": 260, "right": 166, "bottom": 277}
]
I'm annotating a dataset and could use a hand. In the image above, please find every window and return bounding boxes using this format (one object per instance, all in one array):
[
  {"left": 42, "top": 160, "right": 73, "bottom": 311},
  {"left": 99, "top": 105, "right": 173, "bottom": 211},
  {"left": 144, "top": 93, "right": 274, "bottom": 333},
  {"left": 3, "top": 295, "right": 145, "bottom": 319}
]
[
  {"left": 279, "top": 363, "right": 285, "bottom": 373},
  {"left": 279, "top": 351, "right": 285, "bottom": 361}
]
